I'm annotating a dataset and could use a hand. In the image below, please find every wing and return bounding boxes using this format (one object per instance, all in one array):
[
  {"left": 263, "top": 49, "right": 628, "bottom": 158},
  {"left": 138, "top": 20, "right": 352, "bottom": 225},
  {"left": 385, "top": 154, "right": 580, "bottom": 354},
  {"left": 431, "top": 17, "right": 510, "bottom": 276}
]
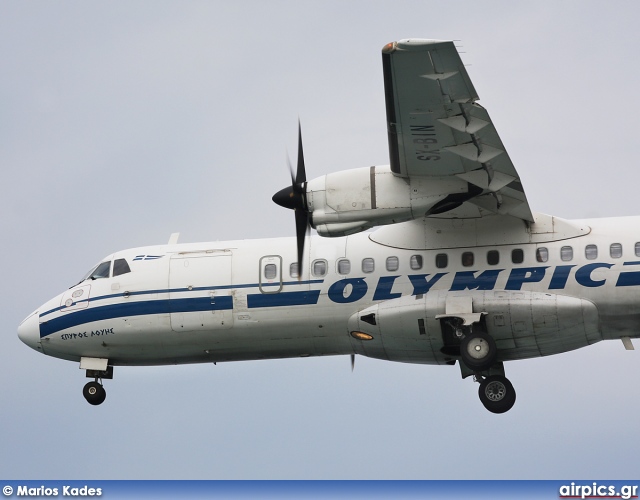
[{"left": 382, "top": 39, "right": 534, "bottom": 222}]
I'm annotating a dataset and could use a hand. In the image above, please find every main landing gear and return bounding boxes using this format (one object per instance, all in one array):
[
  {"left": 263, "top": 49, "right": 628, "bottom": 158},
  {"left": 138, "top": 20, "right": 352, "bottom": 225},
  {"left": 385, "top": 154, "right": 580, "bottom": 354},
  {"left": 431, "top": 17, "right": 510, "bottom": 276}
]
[
  {"left": 476, "top": 373, "right": 516, "bottom": 414},
  {"left": 460, "top": 331, "right": 497, "bottom": 372},
  {"left": 460, "top": 331, "right": 516, "bottom": 412},
  {"left": 459, "top": 332, "right": 516, "bottom": 414},
  {"left": 440, "top": 314, "right": 516, "bottom": 413},
  {"left": 459, "top": 331, "right": 515, "bottom": 413}
]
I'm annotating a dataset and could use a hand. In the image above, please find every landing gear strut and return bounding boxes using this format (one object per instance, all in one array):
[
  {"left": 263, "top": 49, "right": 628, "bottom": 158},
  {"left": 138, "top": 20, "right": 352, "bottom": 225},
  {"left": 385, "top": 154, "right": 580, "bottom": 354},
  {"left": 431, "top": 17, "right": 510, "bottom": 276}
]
[{"left": 83, "top": 380, "right": 106, "bottom": 405}]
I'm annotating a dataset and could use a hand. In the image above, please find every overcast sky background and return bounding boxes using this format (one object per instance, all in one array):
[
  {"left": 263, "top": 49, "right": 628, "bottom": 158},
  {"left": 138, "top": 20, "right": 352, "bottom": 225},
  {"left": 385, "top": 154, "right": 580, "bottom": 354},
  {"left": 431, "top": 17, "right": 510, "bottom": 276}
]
[{"left": 3, "top": 1, "right": 640, "bottom": 480}]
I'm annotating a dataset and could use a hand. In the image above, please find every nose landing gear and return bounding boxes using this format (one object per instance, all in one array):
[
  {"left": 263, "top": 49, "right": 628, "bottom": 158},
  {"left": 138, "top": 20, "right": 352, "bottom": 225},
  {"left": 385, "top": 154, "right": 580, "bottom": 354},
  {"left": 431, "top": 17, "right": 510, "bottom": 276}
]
[
  {"left": 83, "top": 380, "right": 106, "bottom": 405},
  {"left": 80, "top": 359, "right": 112, "bottom": 406}
]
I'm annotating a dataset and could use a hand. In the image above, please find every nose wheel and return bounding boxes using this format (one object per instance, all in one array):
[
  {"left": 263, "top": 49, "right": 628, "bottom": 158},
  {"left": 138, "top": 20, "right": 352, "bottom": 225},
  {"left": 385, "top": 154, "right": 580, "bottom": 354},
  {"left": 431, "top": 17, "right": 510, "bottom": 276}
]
[
  {"left": 83, "top": 380, "right": 106, "bottom": 405},
  {"left": 81, "top": 362, "right": 112, "bottom": 405}
]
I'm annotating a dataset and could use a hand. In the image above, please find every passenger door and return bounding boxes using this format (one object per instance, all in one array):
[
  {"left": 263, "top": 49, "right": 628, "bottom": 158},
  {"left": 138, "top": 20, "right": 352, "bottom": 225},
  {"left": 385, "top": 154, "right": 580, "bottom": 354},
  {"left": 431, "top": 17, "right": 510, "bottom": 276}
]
[{"left": 169, "top": 251, "right": 233, "bottom": 332}]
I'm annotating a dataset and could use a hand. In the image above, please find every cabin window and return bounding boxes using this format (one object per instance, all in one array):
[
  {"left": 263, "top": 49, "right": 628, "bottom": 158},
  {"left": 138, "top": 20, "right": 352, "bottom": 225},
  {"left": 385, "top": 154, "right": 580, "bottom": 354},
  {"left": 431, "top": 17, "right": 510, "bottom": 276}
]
[
  {"left": 511, "top": 249, "right": 524, "bottom": 264},
  {"left": 362, "top": 258, "right": 374, "bottom": 273},
  {"left": 264, "top": 263, "right": 277, "bottom": 280},
  {"left": 462, "top": 252, "right": 474, "bottom": 267},
  {"left": 289, "top": 263, "right": 299, "bottom": 278},
  {"left": 386, "top": 256, "right": 399, "bottom": 272},
  {"left": 337, "top": 259, "right": 351, "bottom": 275},
  {"left": 312, "top": 260, "right": 327, "bottom": 277},
  {"left": 560, "top": 246, "right": 573, "bottom": 261},
  {"left": 636, "top": 242, "right": 640, "bottom": 257},
  {"left": 487, "top": 250, "right": 499, "bottom": 265},
  {"left": 113, "top": 258, "right": 131, "bottom": 277},
  {"left": 536, "top": 247, "right": 548, "bottom": 263},
  {"left": 436, "top": 253, "right": 448, "bottom": 269},
  {"left": 410, "top": 255, "right": 423, "bottom": 270},
  {"left": 610, "top": 243, "right": 623, "bottom": 259},
  {"left": 585, "top": 244, "right": 598, "bottom": 260}
]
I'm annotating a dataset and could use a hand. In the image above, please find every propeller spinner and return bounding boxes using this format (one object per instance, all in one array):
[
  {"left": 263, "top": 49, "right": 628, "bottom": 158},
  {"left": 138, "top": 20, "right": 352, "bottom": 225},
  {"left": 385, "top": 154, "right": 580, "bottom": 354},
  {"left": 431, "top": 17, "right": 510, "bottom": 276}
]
[{"left": 272, "top": 122, "right": 311, "bottom": 276}]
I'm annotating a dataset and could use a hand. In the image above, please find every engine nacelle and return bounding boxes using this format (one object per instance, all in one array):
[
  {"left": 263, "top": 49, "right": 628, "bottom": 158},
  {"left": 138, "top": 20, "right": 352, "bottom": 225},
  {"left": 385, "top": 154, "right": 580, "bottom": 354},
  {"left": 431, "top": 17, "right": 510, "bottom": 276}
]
[
  {"left": 306, "top": 165, "right": 474, "bottom": 237},
  {"left": 347, "top": 290, "right": 601, "bottom": 364}
]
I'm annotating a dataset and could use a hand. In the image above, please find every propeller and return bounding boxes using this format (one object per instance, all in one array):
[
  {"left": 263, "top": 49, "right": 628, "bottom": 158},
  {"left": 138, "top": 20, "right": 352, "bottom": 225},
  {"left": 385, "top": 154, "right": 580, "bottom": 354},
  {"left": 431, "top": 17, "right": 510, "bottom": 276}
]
[
  {"left": 351, "top": 354, "right": 355, "bottom": 372},
  {"left": 272, "top": 122, "right": 311, "bottom": 276}
]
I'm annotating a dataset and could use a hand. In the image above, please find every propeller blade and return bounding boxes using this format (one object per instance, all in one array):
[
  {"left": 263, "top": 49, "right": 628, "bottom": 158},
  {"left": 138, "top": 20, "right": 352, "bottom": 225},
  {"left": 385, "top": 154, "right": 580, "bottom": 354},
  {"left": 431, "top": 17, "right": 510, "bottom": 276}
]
[
  {"left": 351, "top": 354, "right": 355, "bottom": 372},
  {"left": 287, "top": 152, "right": 296, "bottom": 186},
  {"left": 272, "top": 121, "right": 312, "bottom": 279},
  {"left": 294, "top": 209, "right": 309, "bottom": 276},
  {"left": 296, "top": 121, "right": 306, "bottom": 185}
]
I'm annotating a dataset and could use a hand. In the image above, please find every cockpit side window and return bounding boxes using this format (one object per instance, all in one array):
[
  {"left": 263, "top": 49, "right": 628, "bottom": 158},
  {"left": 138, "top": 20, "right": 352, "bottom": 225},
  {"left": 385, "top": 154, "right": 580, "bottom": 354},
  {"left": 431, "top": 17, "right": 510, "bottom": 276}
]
[{"left": 113, "top": 258, "right": 131, "bottom": 277}]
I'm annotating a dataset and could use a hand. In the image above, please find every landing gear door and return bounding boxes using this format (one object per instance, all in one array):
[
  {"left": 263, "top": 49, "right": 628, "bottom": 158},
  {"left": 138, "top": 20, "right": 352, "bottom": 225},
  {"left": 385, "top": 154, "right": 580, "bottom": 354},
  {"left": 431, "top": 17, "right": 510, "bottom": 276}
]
[{"left": 169, "top": 251, "right": 234, "bottom": 332}]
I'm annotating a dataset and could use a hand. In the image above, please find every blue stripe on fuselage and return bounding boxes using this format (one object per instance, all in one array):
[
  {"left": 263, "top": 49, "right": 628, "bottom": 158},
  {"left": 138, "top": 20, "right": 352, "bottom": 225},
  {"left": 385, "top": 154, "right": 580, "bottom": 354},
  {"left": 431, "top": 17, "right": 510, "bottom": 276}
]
[
  {"left": 40, "top": 279, "right": 324, "bottom": 318},
  {"left": 39, "top": 296, "right": 233, "bottom": 338},
  {"left": 247, "top": 290, "right": 321, "bottom": 308}
]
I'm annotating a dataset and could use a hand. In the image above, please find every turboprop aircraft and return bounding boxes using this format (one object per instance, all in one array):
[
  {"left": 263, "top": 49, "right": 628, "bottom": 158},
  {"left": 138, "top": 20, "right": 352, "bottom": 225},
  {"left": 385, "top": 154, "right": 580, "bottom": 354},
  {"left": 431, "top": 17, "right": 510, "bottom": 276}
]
[{"left": 17, "top": 39, "right": 638, "bottom": 413}]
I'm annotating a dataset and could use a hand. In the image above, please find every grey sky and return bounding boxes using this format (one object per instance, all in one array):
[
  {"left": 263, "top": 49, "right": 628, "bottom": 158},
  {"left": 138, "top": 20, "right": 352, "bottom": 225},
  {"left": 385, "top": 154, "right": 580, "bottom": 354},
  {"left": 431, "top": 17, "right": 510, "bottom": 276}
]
[{"left": 2, "top": 1, "right": 640, "bottom": 479}]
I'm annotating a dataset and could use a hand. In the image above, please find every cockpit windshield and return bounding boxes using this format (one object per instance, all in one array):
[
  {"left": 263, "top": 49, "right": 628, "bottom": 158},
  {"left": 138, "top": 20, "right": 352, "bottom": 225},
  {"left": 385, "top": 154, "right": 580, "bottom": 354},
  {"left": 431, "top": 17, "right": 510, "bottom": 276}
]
[
  {"left": 73, "top": 257, "right": 132, "bottom": 287},
  {"left": 80, "top": 261, "right": 111, "bottom": 282}
]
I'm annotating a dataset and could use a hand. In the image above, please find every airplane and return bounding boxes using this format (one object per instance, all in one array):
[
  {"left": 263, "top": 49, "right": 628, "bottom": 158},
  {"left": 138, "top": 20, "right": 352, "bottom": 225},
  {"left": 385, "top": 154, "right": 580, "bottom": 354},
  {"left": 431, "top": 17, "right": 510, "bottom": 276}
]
[{"left": 17, "top": 38, "right": 638, "bottom": 414}]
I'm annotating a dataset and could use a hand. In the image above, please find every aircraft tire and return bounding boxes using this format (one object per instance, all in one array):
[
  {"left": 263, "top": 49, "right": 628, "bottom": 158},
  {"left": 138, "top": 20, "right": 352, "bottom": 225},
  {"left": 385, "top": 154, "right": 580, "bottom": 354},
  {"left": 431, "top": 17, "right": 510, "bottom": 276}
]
[
  {"left": 460, "top": 332, "right": 496, "bottom": 372},
  {"left": 83, "top": 381, "right": 106, "bottom": 406},
  {"left": 478, "top": 375, "right": 516, "bottom": 414}
]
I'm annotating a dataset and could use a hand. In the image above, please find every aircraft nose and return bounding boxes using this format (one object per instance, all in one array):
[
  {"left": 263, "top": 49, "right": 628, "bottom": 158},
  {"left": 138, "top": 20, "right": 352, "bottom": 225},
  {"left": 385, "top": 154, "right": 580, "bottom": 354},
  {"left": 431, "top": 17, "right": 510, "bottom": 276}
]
[{"left": 18, "top": 312, "right": 42, "bottom": 352}]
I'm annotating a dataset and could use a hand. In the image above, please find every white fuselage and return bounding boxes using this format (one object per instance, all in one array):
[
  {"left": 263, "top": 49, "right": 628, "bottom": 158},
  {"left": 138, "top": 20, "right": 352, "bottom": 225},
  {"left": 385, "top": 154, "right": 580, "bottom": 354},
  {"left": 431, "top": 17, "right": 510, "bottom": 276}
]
[{"left": 18, "top": 213, "right": 640, "bottom": 367}]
